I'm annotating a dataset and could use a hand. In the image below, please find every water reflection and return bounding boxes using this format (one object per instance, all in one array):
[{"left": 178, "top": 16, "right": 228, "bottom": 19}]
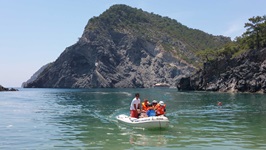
[{"left": 129, "top": 133, "right": 167, "bottom": 146}]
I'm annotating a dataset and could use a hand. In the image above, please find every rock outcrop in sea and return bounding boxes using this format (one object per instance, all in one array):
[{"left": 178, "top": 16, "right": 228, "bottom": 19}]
[
  {"left": 23, "top": 4, "right": 230, "bottom": 88},
  {"left": 0, "top": 85, "right": 18, "bottom": 91},
  {"left": 177, "top": 48, "right": 266, "bottom": 93}
]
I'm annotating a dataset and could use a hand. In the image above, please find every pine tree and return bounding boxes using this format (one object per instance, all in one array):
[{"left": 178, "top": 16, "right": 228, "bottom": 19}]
[{"left": 244, "top": 15, "right": 266, "bottom": 49}]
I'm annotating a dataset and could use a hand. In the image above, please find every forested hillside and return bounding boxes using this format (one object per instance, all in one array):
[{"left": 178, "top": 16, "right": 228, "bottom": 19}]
[{"left": 84, "top": 4, "right": 230, "bottom": 65}]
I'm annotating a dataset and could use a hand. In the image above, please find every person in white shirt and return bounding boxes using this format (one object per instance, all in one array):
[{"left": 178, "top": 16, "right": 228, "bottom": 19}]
[{"left": 130, "top": 93, "right": 141, "bottom": 118}]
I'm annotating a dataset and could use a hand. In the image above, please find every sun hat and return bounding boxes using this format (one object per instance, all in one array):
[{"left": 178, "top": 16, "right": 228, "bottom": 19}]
[{"left": 152, "top": 100, "right": 157, "bottom": 103}]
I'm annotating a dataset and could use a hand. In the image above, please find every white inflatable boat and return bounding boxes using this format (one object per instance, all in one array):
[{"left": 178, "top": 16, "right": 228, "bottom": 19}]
[{"left": 116, "top": 114, "right": 169, "bottom": 129}]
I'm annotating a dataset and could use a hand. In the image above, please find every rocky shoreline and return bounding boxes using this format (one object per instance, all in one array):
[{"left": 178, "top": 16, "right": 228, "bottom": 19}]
[
  {"left": 177, "top": 48, "right": 266, "bottom": 93},
  {"left": 0, "top": 85, "right": 18, "bottom": 91}
]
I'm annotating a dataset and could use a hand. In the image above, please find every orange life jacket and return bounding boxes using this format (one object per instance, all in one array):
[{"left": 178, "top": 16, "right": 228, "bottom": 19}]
[
  {"left": 142, "top": 102, "right": 149, "bottom": 111},
  {"left": 156, "top": 104, "right": 166, "bottom": 115},
  {"left": 154, "top": 103, "right": 160, "bottom": 110}
]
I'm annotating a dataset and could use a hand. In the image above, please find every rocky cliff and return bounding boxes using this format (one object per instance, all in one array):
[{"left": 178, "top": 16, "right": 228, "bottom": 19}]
[
  {"left": 177, "top": 48, "right": 266, "bottom": 93},
  {"left": 23, "top": 4, "right": 230, "bottom": 88},
  {"left": 22, "top": 63, "right": 52, "bottom": 88}
]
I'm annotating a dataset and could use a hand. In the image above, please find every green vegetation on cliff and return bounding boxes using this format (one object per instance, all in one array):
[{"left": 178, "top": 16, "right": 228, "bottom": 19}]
[
  {"left": 197, "top": 15, "right": 266, "bottom": 63},
  {"left": 85, "top": 4, "right": 230, "bottom": 66}
]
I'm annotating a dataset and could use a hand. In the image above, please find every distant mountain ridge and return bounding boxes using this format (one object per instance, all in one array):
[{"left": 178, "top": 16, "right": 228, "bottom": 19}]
[{"left": 23, "top": 4, "right": 230, "bottom": 88}]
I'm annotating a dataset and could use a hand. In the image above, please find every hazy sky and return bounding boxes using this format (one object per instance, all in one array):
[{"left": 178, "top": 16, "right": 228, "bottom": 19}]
[{"left": 1, "top": 0, "right": 265, "bottom": 87}]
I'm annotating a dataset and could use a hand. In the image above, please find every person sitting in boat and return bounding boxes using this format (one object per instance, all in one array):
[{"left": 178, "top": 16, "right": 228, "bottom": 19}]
[
  {"left": 141, "top": 99, "right": 149, "bottom": 112},
  {"left": 152, "top": 100, "right": 158, "bottom": 109},
  {"left": 156, "top": 101, "right": 166, "bottom": 116},
  {"left": 146, "top": 103, "right": 156, "bottom": 117},
  {"left": 138, "top": 99, "right": 150, "bottom": 118},
  {"left": 130, "top": 93, "right": 141, "bottom": 118}
]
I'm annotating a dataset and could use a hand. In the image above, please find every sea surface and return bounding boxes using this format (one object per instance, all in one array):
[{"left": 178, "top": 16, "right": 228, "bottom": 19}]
[{"left": 1, "top": 88, "right": 266, "bottom": 150}]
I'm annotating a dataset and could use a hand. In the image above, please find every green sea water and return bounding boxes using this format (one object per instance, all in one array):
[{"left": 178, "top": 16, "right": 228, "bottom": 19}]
[{"left": 1, "top": 88, "right": 266, "bottom": 149}]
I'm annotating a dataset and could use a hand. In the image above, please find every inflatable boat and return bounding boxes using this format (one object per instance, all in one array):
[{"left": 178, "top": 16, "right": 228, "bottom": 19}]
[{"left": 116, "top": 114, "right": 169, "bottom": 129}]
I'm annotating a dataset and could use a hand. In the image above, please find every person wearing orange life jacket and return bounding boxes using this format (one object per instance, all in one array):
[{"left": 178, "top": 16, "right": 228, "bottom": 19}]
[
  {"left": 141, "top": 99, "right": 149, "bottom": 112},
  {"left": 156, "top": 101, "right": 166, "bottom": 116},
  {"left": 145, "top": 100, "right": 157, "bottom": 117},
  {"left": 138, "top": 99, "right": 150, "bottom": 118},
  {"left": 152, "top": 100, "right": 158, "bottom": 109}
]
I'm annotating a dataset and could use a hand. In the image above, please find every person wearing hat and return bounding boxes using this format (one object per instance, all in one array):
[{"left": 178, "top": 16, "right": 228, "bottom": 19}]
[
  {"left": 142, "top": 100, "right": 156, "bottom": 117},
  {"left": 152, "top": 100, "right": 158, "bottom": 108},
  {"left": 130, "top": 93, "right": 141, "bottom": 118},
  {"left": 156, "top": 101, "right": 166, "bottom": 116}
]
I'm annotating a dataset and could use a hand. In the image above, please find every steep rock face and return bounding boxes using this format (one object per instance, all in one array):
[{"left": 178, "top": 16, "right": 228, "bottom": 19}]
[
  {"left": 177, "top": 48, "right": 266, "bottom": 93},
  {"left": 25, "top": 35, "right": 195, "bottom": 88},
  {"left": 24, "top": 5, "right": 230, "bottom": 88},
  {"left": 22, "top": 63, "right": 52, "bottom": 88}
]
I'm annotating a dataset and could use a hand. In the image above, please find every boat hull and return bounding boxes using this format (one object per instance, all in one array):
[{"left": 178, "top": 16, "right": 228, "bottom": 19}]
[{"left": 116, "top": 114, "right": 169, "bottom": 129}]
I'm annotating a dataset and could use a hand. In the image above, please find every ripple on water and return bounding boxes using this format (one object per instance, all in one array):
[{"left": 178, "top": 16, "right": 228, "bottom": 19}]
[{"left": 1, "top": 89, "right": 266, "bottom": 150}]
